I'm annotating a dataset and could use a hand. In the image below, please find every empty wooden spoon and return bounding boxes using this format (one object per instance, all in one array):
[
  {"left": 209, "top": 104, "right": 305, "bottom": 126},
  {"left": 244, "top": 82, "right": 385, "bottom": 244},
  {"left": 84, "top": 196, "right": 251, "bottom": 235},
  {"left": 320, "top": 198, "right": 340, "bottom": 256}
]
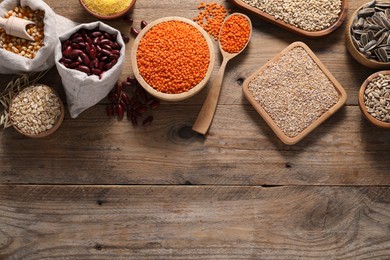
[
  {"left": 0, "top": 16, "right": 35, "bottom": 41},
  {"left": 192, "top": 13, "right": 252, "bottom": 135}
]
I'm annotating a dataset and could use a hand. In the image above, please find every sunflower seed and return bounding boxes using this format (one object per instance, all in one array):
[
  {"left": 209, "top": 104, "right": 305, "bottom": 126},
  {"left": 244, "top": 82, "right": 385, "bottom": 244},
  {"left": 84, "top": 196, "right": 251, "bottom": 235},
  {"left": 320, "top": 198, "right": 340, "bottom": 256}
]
[{"left": 364, "top": 40, "right": 378, "bottom": 51}]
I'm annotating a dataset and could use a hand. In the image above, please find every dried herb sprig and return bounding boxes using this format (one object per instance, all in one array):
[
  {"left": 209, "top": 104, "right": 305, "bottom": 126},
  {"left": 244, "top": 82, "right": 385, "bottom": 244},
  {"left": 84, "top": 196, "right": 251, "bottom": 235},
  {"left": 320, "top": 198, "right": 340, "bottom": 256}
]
[{"left": 0, "top": 70, "right": 49, "bottom": 129}]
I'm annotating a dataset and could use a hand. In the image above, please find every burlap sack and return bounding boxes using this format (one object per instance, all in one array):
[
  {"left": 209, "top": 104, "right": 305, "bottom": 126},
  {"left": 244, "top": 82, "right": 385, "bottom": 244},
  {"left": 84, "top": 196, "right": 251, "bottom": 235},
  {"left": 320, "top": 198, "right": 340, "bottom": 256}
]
[
  {"left": 0, "top": 0, "right": 76, "bottom": 74},
  {"left": 54, "top": 21, "right": 125, "bottom": 118}
]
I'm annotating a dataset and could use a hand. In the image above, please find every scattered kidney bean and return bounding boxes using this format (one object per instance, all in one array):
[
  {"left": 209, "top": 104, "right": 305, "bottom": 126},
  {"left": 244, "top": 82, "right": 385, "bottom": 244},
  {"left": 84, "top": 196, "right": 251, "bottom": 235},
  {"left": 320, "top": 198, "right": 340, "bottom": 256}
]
[
  {"left": 130, "top": 27, "right": 139, "bottom": 37},
  {"left": 106, "top": 76, "right": 160, "bottom": 126},
  {"left": 141, "top": 20, "right": 148, "bottom": 29},
  {"left": 121, "top": 33, "right": 130, "bottom": 44},
  {"left": 60, "top": 27, "right": 121, "bottom": 77}
]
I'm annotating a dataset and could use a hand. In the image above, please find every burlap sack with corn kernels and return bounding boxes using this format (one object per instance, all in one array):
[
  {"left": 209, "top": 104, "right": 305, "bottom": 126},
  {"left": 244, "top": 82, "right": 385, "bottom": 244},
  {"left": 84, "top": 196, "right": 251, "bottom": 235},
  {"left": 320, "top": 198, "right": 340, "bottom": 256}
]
[{"left": 0, "top": 0, "right": 76, "bottom": 74}]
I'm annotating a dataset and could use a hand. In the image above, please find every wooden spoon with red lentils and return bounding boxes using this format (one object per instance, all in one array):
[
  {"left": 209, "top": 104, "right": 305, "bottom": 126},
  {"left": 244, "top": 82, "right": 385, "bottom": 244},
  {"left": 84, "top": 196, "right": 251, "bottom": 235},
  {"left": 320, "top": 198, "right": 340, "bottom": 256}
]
[{"left": 193, "top": 13, "right": 252, "bottom": 135}]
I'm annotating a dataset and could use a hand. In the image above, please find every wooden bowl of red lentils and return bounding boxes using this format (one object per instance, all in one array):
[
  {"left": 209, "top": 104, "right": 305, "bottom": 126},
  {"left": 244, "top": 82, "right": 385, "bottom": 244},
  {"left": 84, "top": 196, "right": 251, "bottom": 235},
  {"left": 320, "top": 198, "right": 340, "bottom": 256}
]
[
  {"left": 79, "top": 0, "right": 136, "bottom": 19},
  {"left": 131, "top": 17, "right": 215, "bottom": 101}
]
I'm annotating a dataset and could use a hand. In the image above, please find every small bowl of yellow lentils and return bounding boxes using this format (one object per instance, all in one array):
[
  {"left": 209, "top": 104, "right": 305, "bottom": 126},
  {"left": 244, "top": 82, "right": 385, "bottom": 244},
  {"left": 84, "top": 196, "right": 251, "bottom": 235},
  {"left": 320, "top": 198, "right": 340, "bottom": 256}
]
[{"left": 79, "top": 0, "right": 136, "bottom": 19}]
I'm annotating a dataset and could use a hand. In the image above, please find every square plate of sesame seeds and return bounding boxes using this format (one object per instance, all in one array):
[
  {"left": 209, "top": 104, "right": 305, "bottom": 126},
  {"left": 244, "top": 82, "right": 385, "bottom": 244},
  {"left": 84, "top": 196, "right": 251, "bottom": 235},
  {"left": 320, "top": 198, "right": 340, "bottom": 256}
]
[
  {"left": 230, "top": 0, "right": 348, "bottom": 37},
  {"left": 242, "top": 41, "right": 347, "bottom": 145}
]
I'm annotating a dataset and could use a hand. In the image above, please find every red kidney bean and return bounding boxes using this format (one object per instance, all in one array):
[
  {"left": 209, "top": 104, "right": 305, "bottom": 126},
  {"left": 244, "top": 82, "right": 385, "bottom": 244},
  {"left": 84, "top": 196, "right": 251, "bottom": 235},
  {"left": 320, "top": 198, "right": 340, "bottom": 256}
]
[
  {"left": 116, "top": 103, "right": 125, "bottom": 120},
  {"left": 109, "top": 54, "right": 119, "bottom": 61},
  {"left": 93, "top": 37, "right": 100, "bottom": 45},
  {"left": 85, "top": 42, "right": 91, "bottom": 52},
  {"left": 70, "top": 33, "right": 80, "bottom": 40},
  {"left": 87, "top": 37, "right": 93, "bottom": 46},
  {"left": 149, "top": 100, "right": 160, "bottom": 110},
  {"left": 77, "top": 56, "right": 83, "bottom": 64},
  {"left": 100, "top": 56, "right": 108, "bottom": 62},
  {"left": 78, "top": 42, "right": 86, "bottom": 48},
  {"left": 71, "top": 36, "right": 83, "bottom": 43},
  {"left": 96, "top": 45, "right": 102, "bottom": 53},
  {"left": 76, "top": 65, "right": 90, "bottom": 74},
  {"left": 98, "top": 62, "right": 105, "bottom": 70},
  {"left": 69, "top": 61, "right": 80, "bottom": 69},
  {"left": 142, "top": 116, "right": 153, "bottom": 126},
  {"left": 80, "top": 52, "right": 91, "bottom": 66},
  {"left": 61, "top": 57, "right": 72, "bottom": 64},
  {"left": 130, "top": 27, "right": 139, "bottom": 37},
  {"left": 121, "top": 34, "right": 129, "bottom": 44},
  {"left": 92, "top": 68, "right": 102, "bottom": 75},
  {"left": 62, "top": 40, "right": 70, "bottom": 51},
  {"left": 63, "top": 46, "right": 72, "bottom": 57},
  {"left": 100, "top": 48, "right": 111, "bottom": 57},
  {"left": 112, "top": 50, "right": 120, "bottom": 55},
  {"left": 113, "top": 42, "right": 120, "bottom": 49},
  {"left": 102, "top": 44, "right": 112, "bottom": 51},
  {"left": 92, "top": 31, "right": 102, "bottom": 37},
  {"left": 122, "top": 81, "right": 133, "bottom": 89},
  {"left": 89, "top": 59, "right": 98, "bottom": 69},
  {"left": 100, "top": 39, "right": 111, "bottom": 45},
  {"left": 141, "top": 20, "right": 148, "bottom": 29},
  {"left": 70, "top": 43, "right": 80, "bottom": 49},
  {"left": 121, "top": 92, "right": 130, "bottom": 105},
  {"left": 136, "top": 105, "right": 147, "bottom": 114},
  {"left": 89, "top": 47, "right": 96, "bottom": 60},
  {"left": 104, "top": 59, "right": 117, "bottom": 70},
  {"left": 115, "top": 82, "right": 122, "bottom": 94},
  {"left": 69, "top": 49, "right": 83, "bottom": 59}
]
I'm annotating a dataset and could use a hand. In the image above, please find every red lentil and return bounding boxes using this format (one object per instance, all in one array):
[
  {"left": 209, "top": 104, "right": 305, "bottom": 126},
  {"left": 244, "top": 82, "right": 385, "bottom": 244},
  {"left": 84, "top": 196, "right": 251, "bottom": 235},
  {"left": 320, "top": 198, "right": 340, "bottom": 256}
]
[
  {"left": 219, "top": 14, "right": 250, "bottom": 54},
  {"left": 136, "top": 20, "right": 210, "bottom": 94},
  {"left": 0, "top": 6, "right": 45, "bottom": 59},
  {"left": 193, "top": 2, "right": 227, "bottom": 40}
]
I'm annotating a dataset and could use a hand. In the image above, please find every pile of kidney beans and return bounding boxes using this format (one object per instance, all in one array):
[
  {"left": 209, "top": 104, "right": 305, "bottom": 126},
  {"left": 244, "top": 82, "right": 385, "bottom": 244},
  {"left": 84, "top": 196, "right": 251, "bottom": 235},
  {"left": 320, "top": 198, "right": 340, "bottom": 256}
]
[
  {"left": 59, "top": 27, "right": 121, "bottom": 78},
  {"left": 107, "top": 76, "right": 160, "bottom": 126}
]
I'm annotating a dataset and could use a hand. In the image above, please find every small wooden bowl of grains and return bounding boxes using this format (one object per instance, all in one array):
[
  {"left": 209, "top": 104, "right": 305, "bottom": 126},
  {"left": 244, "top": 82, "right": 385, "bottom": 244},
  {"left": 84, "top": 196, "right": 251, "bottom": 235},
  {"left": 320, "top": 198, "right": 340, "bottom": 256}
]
[
  {"left": 230, "top": 0, "right": 347, "bottom": 37},
  {"left": 9, "top": 84, "right": 64, "bottom": 138},
  {"left": 243, "top": 42, "right": 347, "bottom": 145},
  {"left": 359, "top": 71, "right": 390, "bottom": 128},
  {"left": 346, "top": 1, "right": 390, "bottom": 69},
  {"left": 131, "top": 16, "right": 215, "bottom": 101},
  {"left": 79, "top": 0, "right": 136, "bottom": 19}
]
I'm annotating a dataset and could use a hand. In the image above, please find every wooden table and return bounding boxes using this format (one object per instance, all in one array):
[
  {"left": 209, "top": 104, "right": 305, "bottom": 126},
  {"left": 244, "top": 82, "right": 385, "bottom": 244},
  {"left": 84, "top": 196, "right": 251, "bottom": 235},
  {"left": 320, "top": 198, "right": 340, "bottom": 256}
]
[{"left": 1, "top": 0, "right": 389, "bottom": 258}]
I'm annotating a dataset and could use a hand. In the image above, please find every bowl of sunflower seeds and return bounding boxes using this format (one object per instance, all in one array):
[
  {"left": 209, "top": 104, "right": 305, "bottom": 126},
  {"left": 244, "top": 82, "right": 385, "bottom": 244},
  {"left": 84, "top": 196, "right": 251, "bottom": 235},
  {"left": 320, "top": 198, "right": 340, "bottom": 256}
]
[{"left": 346, "top": 0, "right": 390, "bottom": 69}]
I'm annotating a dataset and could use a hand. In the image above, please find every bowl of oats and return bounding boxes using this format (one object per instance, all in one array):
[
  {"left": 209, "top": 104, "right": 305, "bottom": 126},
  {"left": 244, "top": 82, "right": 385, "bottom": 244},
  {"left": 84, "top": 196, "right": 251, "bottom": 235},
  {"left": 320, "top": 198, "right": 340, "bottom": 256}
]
[
  {"left": 359, "top": 70, "right": 390, "bottom": 128},
  {"left": 9, "top": 84, "right": 64, "bottom": 138}
]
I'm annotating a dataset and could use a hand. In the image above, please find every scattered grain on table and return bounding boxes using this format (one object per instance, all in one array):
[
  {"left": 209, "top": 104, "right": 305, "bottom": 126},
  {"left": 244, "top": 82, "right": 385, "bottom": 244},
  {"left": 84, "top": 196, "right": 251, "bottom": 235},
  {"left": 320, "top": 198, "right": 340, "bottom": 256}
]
[{"left": 248, "top": 46, "right": 340, "bottom": 138}]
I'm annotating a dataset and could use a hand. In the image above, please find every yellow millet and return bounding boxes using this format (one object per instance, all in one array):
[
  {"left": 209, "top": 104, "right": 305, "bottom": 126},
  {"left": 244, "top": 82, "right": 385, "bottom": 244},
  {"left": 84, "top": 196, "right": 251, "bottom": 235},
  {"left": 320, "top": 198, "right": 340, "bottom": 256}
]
[{"left": 83, "top": 0, "right": 133, "bottom": 16}]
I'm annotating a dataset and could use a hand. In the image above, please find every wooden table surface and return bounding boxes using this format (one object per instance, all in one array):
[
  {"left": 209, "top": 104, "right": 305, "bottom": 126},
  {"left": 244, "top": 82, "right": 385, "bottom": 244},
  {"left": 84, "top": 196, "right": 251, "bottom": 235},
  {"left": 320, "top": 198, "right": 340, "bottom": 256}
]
[{"left": 1, "top": 0, "right": 389, "bottom": 258}]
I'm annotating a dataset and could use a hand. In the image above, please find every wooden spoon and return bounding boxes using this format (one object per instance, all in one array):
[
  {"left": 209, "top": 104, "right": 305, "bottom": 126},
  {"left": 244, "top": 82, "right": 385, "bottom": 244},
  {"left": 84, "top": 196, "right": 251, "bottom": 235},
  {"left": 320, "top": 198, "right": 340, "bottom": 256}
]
[
  {"left": 192, "top": 13, "right": 252, "bottom": 135},
  {"left": 0, "top": 16, "right": 35, "bottom": 41}
]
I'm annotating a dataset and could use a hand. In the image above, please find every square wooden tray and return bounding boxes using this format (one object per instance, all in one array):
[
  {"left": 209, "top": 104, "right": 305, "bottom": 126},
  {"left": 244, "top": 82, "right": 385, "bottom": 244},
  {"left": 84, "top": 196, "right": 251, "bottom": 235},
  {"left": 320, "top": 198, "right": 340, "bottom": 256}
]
[
  {"left": 230, "top": 0, "right": 348, "bottom": 37},
  {"left": 242, "top": 41, "right": 347, "bottom": 145}
]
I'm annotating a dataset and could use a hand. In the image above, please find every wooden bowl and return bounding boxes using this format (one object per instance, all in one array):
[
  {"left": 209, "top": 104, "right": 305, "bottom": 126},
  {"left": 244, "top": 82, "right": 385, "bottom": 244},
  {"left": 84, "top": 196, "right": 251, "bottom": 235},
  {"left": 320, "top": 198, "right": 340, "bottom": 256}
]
[
  {"left": 79, "top": 0, "right": 136, "bottom": 19},
  {"left": 242, "top": 42, "right": 347, "bottom": 145},
  {"left": 358, "top": 70, "right": 390, "bottom": 128},
  {"left": 131, "top": 16, "right": 215, "bottom": 101},
  {"left": 345, "top": 2, "right": 390, "bottom": 69},
  {"left": 230, "top": 0, "right": 347, "bottom": 37},
  {"left": 9, "top": 85, "right": 65, "bottom": 138}
]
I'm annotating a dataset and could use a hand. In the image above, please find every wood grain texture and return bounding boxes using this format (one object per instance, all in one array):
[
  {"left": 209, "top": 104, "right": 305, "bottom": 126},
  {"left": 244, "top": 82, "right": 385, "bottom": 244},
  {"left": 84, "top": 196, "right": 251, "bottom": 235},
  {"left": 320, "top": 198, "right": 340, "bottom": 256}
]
[
  {"left": 1, "top": 105, "right": 390, "bottom": 186},
  {"left": 1, "top": 1, "right": 390, "bottom": 258},
  {"left": 1, "top": 185, "right": 389, "bottom": 259}
]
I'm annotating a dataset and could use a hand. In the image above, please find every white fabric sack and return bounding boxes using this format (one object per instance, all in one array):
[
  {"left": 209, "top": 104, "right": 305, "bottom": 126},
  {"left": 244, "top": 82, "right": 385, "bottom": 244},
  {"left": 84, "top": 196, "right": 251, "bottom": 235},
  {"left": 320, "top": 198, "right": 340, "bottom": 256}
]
[
  {"left": 0, "top": 0, "right": 76, "bottom": 74},
  {"left": 54, "top": 22, "right": 125, "bottom": 118}
]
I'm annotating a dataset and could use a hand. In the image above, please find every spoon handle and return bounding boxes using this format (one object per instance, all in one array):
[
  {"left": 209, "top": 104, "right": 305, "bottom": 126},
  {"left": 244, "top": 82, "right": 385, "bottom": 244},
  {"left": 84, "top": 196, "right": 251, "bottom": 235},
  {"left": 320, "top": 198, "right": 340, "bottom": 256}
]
[{"left": 192, "top": 58, "right": 229, "bottom": 135}]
